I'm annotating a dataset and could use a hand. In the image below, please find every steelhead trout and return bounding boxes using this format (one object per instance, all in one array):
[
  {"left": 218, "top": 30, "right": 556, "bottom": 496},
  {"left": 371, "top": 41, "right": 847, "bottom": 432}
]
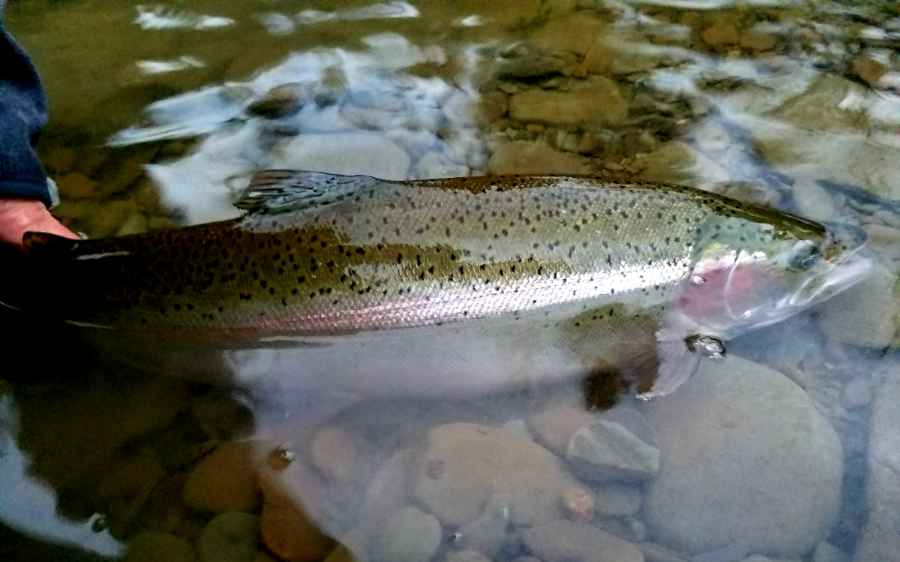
[{"left": 3, "top": 172, "right": 871, "bottom": 398}]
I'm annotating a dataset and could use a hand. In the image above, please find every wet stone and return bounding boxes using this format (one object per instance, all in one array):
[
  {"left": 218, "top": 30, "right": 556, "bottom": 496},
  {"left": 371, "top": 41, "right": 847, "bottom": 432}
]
[
  {"left": 521, "top": 519, "right": 644, "bottom": 562},
  {"left": 57, "top": 172, "right": 98, "bottom": 200},
  {"left": 183, "top": 441, "right": 262, "bottom": 514},
  {"left": 413, "top": 423, "right": 577, "bottom": 526},
  {"left": 42, "top": 146, "right": 76, "bottom": 174},
  {"left": 310, "top": 426, "right": 357, "bottom": 484},
  {"left": 593, "top": 484, "right": 642, "bottom": 517},
  {"left": 488, "top": 141, "right": 591, "bottom": 175},
  {"left": 454, "top": 493, "right": 511, "bottom": 557},
  {"left": 819, "top": 264, "right": 899, "bottom": 349},
  {"left": 358, "top": 449, "right": 414, "bottom": 533},
  {"left": 446, "top": 550, "right": 492, "bottom": 562},
  {"left": 639, "top": 542, "right": 688, "bottom": 562},
  {"left": 509, "top": 77, "right": 628, "bottom": 128},
  {"left": 565, "top": 407, "right": 659, "bottom": 484},
  {"left": 247, "top": 83, "right": 308, "bottom": 119},
  {"left": 812, "top": 541, "right": 848, "bottom": 562},
  {"left": 528, "top": 406, "right": 595, "bottom": 455},
  {"left": 197, "top": 512, "right": 260, "bottom": 562},
  {"left": 700, "top": 19, "right": 740, "bottom": 49},
  {"left": 373, "top": 506, "right": 442, "bottom": 562},
  {"left": 739, "top": 30, "right": 777, "bottom": 53},
  {"left": 90, "top": 199, "right": 139, "bottom": 238},
  {"left": 125, "top": 532, "right": 195, "bottom": 562},
  {"left": 643, "top": 356, "right": 843, "bottom": 557},
  {"left": 560, "top": 487, "right": 594, "bottom": 522}
]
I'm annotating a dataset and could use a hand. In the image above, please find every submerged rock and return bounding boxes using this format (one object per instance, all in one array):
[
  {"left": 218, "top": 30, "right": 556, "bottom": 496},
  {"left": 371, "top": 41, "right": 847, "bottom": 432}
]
[
  {"left": 521, "top": 519, "right": 644, "bottom": 562},
  {"left": 854, "top": 366, "right": 900, "bottom": 562},
  {"left": 412, "top": 423, "right": 577, "bottom": 526},
  {"left": 373, "top": 506, "right": 442, "bottom": 562},
  {"left": 565, "top": 407, "right": 659, "bottom": 484},
  {"left": 197, "top": 512, "right": 259, "bottom": 562},
  {"left": 273, "top": 132, "right": 410, "bottom": 180},
  {"left": 528, "top": 405, "right": 595, "bottom": 455},
  {"left": 125, "top": 532, "right": 195, "bottom": 562},
  {"left": 183, "top": 441, "right": 263, "bottom": 514},
  {"left": 246, "top": 83, "right": 308, "bottom": 119},
  {"left": 819, "top": 264, "right": 899, "bottom": 349},
  {"left": 643, "top": 356, "right": 843, "bottom": 557},
  {"left": 509, "top": 77, "right": 628, "bottom": 128},
  {"left": 258, "top": 465, "right": 334, "bottom": 562},
  {"left": 488, "top": 142, "right": 591, "bottom": 175}
]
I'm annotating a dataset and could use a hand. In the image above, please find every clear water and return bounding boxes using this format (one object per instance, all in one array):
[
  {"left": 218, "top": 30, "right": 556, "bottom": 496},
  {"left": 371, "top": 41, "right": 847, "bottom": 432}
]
[{"left": 2, "top": 1, "right": 899, "bottom": 561}]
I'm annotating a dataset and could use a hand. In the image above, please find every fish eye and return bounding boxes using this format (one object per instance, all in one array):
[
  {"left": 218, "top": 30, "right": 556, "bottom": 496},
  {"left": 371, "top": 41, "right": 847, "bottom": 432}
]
[{"left": 789, "top": 242, "right": 819, "bottom": 270}]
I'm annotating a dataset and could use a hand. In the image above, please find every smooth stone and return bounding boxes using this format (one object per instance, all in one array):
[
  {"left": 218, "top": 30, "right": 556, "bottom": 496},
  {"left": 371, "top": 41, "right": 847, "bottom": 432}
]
[
  {"left": 274, "top": 132, "right": 410, "bottom": 180},
  {"left": 117, "top": 213, "right": 148, "bottom": 236},
  {"left": 740, "top": 557, "right": 802, "bottom": 562},
  {"left": 309, "top": 427, "right": 357, "bottom": 484},
  {"left": 455, "top": 493, "right": 511, "bottom": 557},
  {"left": 593, "top": 484, "right": 642, "bottom": 517},
  {"left": 125, "top": 532, "right": 195, "bottom": 562},
  {"left": 414, "top": 151, "right": 470, "bottom": 179},
  {"left": 739, "top": 30, "right": 777, "bottom": 52},
  {"left": 488, "top": 142, "right": 591, "bottom": 175},
  {"left": 247, "top": 83, "right": 307, "bottom": 119},
  {"left": 509, "top": 77, "right": 628, "bottom": 127},
  {"left": 560, "top": 487, "right": 594, "bottom": 522},
  {"left": 183, "top": 441, "right": 262, "bottom": 514},
  {"left": 373, "top": 506, "right": 442, "bottom": 562},
  {"left": 690, "top": 542, "right": 750, "bottom": 562},
  {"left": 197, "top": 512, "right": 259, "bottom": 562},
  {"left": 842, "top": 377, "right": 872, "bottom": 410},
  {"left": 639, "top": 542, "right": 688, "bottom": 562},
  {"left": 533, "top": 13, "right": 607, "bottom": 56},
  {"left": 446, "top": 550, "right": 491, "bottom": 562},
  {"left": 521, "top": 519, "right": 644, "bottom": 562},
  {"left": 854, "top": 369, "right": 900, "bottom": 562},
  {"left": 528, "top": 405, "right": 596, "bottom": 455},
  {"left": 42, "top": 146, "right": 76, "bottom": 174},
  {"left": 258, "top": 466, "right": 334, "bottom": 562},
  {"left": 57, "top": 172, "right": 98, "bottom": 200},
  {"left": 413, "top": 423, "right": 577, "bottom": 526},
  {"left": 701, "top": 20, "right": 740, "bottom": 48},
  {"left": 792, "top": 178, "right": 838, "bottom": 223},
  {"left": 769, "top": 74, "right": 867, "bottom": 133},
  {"left": 643, "top": 356, "right": 843, "bottom": 557},
  {"left": 634, "top": 141, "right": 729, "bottom": 186},
  {"left": 819, "top": 264, "right": 899, "bottom": 349},
  {"left": 358, "top": 449, "right": 413, "bottom": 533},
  {"left": 813, "top": 541, "right": 849, "bottom": 562},
  {"left": 565, "top": 408, "right": 659, "bottom": 484},
  {"left": 90, "top": 199, "right": 139, "bottom": 238}
]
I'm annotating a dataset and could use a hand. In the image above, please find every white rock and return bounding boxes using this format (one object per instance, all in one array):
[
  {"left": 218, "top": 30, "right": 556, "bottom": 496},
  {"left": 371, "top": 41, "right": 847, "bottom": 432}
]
[
  {"left": 414, "top": 152, "right": 469, "bottom": 178},
  {"left": 521, "top": 519, "right": 644, "bottom": 562},
  {"left": 273, "top": 132, "right": 411, "bottom": 179},
  {"left": 643, "top": 356, "right": 843, "bottom": 557}
]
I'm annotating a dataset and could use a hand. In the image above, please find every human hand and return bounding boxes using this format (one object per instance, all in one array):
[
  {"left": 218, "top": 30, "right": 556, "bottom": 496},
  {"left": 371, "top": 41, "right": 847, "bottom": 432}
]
[{"left": 0, "top": 199, "right": 78, "bottom": 248}]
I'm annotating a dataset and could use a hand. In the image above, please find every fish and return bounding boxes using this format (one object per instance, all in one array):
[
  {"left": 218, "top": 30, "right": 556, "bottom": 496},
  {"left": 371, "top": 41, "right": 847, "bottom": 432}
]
[{"left": 1, "top": 171, "right": 872, "bottom": 399}]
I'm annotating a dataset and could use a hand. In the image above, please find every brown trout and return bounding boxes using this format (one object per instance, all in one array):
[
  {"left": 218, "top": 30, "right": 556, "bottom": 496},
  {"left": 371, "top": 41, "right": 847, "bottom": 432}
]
[{"left": 2, "top": 171, "right": 871, "bottom": 398}]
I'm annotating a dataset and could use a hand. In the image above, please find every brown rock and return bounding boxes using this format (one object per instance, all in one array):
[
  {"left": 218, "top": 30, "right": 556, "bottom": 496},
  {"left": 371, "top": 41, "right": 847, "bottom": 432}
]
[
  {"left": 701, "top": 21, "right": 740, "bottom": 49},
  {"left": 57, "top": 172, "right": 98, "bottom": 200},
  {"left": 183, "top": 441, "right": 263, "bottom": 514},
  {"left": 528, "top": 406, "right": 596, "bottom": 455},
  {"left": 247, "top": 83, "right": 307, "bottom": 119},
  {"left": 853, "top": 54, "right": 887, "bottom": 87},
  {"left": 521, "top": 519, "right": 643, "bottom": 562},
  {"left": 258, "top": 465, "right": 334, "bottom": 562},
  {"left": 43, "top": 146, "right": 76, "bottom": 174},
  {"left": 479, "top": 91, "right": 509, "bottom": 122},
  {"left": 739, "top": 31, "right": 777, "bottom": 52},
  {"left": 412, "top": 423, "right": 577, "bottom": 527},
  {"left": 509, "top": 77, "right": 628, "bottom": 127},
  {"left": 488, "top": 142, "right": 591, "bottom": 175},
  {"left": 310, "top": 427, "right": 357, "bottom": 484},
  {"left": 90, "top": 199, "right": 139, "bottom": 237}
]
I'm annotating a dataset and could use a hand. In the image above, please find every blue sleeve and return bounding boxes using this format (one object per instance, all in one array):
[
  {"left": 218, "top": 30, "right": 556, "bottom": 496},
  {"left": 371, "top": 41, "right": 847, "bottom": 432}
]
[{"left": 0, "top": 9, "right": 57, "bottom": 208}]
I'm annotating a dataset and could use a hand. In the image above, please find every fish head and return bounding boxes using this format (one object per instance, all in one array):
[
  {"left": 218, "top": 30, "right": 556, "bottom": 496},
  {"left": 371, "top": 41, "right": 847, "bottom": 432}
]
[{"left": 678, "top": 211, "right": 873, "bottom": 337}]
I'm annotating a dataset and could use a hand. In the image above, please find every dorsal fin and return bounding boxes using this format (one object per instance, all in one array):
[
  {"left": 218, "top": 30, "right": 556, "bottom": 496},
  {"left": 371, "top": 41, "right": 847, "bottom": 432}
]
[{"left": 234, "top": 170, "right": 388, "bottom": 215}]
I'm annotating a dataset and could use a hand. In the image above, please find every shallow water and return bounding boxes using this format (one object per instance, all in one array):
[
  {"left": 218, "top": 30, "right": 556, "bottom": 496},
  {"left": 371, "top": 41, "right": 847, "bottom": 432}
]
[{"left": 2, "top": 1, "right": 900, "bottom": 561}]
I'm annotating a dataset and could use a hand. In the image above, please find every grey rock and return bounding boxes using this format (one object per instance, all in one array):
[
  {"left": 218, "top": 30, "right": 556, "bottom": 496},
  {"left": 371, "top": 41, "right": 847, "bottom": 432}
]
[
  {"left": 521, "top": 520, "right": 644, "bottom": 562},
  {"left": 594, "top": 484, "right": 642, "bottom": 516},
  {"left": 854, "top": 367, "right": 900, "bottom": 562},
  {"left": 566, "top": 408, "right": 659, "bottom": 484},
  {"left": 197, "top": 512, "right": 259, "bottom": 562},
  {"left": 739, "top": 557, "right": 801, "bottom": 562},
  {"left": 374, "top": 506, "right": 442, "bottom": 562},
  {"left": 690, "top": 542, "right": 750, "bottom": 562},
  {"left": 509, "top": 77, "right": 628, "bottom": 128},
  {"left": 412, "top": 423, "right": 577, "bottom": 526},
  {"left": 273, "top": 132, "right": 410, "bottom": 180},
  {"left": 454, "top": 493, "right": 510, "bottom": 557},
  {"left": 813, "top": 541, "right": 849, "bottom": 562},
  {"left": 446, "top": 551, "right": 492, "bottom": 562},
  {"left": 643, "top": 356, "right": 843, "bottom": 557},
  {"left": 358, "top": 449, "right": 413, "bottom": 533},
  {"left": 639, "top": 542, "right": 687, "bottom": 562},
  {"left": 819, "top": 264, "right": 899, "bottom": 349},
  {"left": 528, "top": 405, "right": 596, "bottom": 455},
  {"left": 842, "top": 377, "right": 872, "bottom": 410}
]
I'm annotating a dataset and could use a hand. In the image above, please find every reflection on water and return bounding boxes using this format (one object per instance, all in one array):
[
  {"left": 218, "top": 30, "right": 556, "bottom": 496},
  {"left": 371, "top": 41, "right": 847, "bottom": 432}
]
[{"left": 3, "top": 0, "right": 900, "bottom": 561}]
